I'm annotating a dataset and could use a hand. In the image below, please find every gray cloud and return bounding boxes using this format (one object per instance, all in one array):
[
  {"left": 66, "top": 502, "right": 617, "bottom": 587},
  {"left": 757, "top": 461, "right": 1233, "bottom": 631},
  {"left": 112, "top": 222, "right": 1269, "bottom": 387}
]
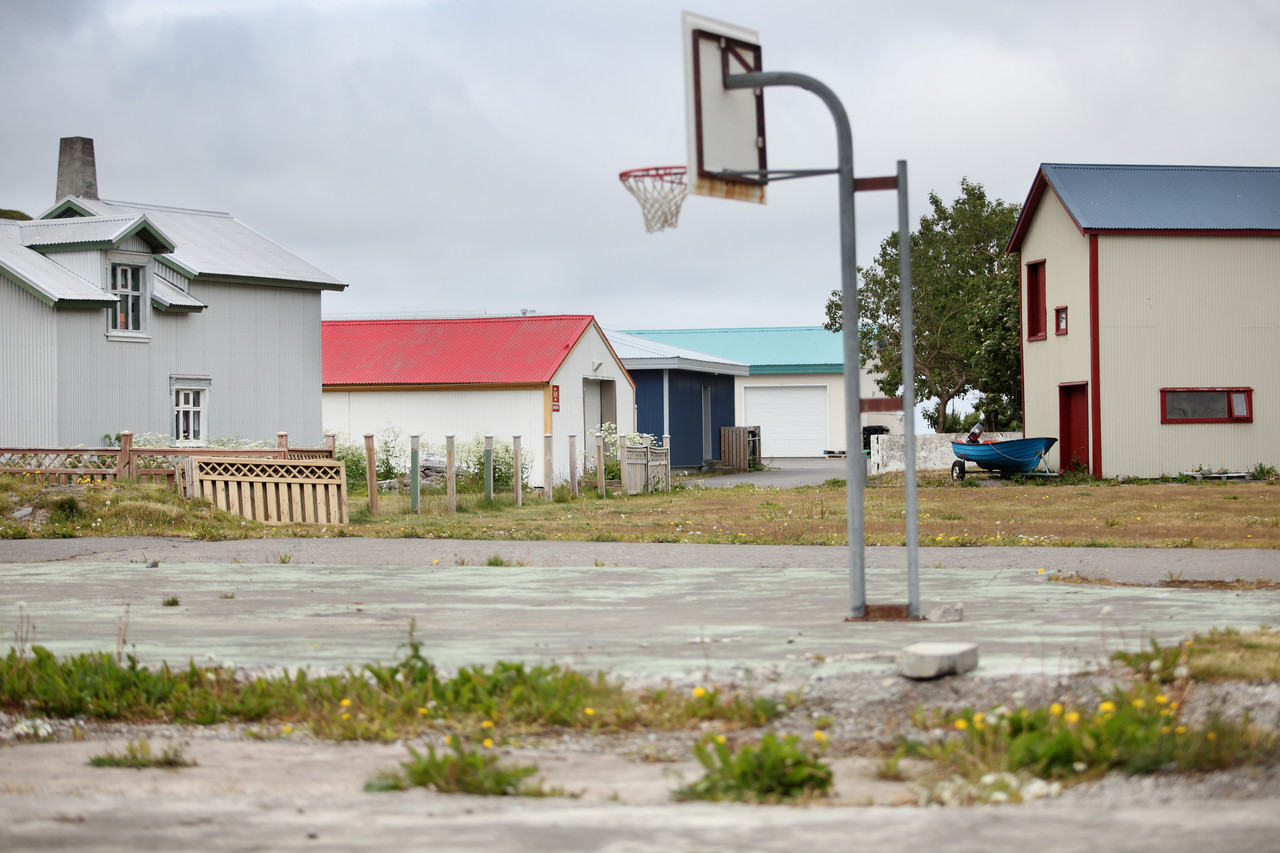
[{"left": 4, "top": 0, "right": 1279, "bottom": 329}]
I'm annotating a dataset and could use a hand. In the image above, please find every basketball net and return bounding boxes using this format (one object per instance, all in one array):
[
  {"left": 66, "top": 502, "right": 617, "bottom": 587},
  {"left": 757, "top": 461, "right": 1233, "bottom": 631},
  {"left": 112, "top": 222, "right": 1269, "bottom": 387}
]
[{"left": 619, "top": 166, "right": 688, "bottom": 233}]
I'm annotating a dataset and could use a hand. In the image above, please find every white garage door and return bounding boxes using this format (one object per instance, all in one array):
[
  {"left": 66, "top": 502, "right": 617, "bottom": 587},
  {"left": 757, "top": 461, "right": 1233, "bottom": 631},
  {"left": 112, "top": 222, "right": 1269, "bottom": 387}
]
[{"left": 743, "top": 385, "right": 829, "bottom": 457}]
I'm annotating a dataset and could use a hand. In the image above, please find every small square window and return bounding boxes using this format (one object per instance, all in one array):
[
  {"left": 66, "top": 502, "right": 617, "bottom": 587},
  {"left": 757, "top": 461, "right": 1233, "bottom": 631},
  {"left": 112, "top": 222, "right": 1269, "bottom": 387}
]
[
  {"left": 1055, "top": 306, "right": 1068, "bottom": 335},
  {"left": 170, "top": 376, "right": 211, "bottom": 445}
]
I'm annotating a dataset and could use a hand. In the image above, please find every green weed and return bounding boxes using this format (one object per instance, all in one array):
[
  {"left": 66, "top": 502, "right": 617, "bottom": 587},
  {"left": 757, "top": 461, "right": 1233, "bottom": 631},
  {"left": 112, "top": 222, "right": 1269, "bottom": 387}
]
[
  {"left": 365, "top": 738, "right": 558, "bottom": 796},
  {"left": 673, "top": 732, "right": 833, "bottom": 803},
  {"left": 88, "top": 738, "right": 194, "bottom": 769}
]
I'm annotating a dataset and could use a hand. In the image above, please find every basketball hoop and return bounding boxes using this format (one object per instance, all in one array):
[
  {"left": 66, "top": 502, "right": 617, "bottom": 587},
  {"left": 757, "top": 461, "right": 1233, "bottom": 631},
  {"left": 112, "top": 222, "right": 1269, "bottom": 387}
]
[{"left": 619, "top": 166, "right": 689, "bottom": 233}]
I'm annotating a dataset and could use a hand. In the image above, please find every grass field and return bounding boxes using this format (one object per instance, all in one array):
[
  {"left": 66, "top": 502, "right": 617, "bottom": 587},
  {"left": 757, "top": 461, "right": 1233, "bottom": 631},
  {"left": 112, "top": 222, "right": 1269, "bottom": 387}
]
[{"left": 3, "top": 471, "right": 1278, "bottom": 549}]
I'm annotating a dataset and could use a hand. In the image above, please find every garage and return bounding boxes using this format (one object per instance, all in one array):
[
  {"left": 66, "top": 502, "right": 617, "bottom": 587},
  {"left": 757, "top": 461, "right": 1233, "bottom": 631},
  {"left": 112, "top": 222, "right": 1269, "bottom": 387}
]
[{"left": 743, "top": 385, "right": 829, "bottom": 457}]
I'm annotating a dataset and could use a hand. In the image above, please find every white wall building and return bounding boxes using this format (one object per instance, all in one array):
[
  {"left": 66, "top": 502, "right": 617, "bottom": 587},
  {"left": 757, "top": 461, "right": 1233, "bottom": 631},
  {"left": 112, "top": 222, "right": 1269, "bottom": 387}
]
[
  {"left": 1008, "top": 163, "right": 1280, "bottom": 477},
  {"left": 322, "top": 315, "right": 635, "bottom": 488}
]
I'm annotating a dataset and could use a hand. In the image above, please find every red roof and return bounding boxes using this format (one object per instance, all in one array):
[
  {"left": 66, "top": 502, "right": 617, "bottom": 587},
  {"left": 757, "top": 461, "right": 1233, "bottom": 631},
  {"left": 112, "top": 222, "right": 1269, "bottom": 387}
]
[{"left": 322, "top": 315, "right": 596, "bottom": 386}]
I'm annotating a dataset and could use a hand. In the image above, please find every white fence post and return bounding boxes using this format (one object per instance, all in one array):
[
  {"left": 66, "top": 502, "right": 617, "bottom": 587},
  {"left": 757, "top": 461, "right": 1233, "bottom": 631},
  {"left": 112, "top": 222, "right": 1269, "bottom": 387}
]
[
  {"left": 513, "top": 435, "right": 522, "bottom": 507},
  {"left": 446, "top": 434, "right": 456, "bottom": 513},
  {"left": 543, "top": 433, "right": 554, "bottom": 501},
  {"left": 568, "top": 433, "right": 578, "bottom": 498},
  {"left": 596, "top": 432, "right": 605, "bottom": 498}
]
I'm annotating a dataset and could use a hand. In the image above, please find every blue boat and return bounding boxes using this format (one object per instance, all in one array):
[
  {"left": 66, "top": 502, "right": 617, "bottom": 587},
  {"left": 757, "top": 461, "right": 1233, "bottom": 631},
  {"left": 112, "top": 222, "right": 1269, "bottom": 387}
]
[{"left": 950, "top": 437, "right": 1057, "bottom": 480}]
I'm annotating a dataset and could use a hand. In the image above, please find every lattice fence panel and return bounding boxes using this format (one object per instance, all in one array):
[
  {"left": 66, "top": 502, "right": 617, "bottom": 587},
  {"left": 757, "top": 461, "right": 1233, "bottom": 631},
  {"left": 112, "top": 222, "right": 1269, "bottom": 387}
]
[
  {"left": 193, "top": 457, "right": 347, "bottom": 525},
  {"left": 0, "top": 450, "right": 122, "bottom": 485}
]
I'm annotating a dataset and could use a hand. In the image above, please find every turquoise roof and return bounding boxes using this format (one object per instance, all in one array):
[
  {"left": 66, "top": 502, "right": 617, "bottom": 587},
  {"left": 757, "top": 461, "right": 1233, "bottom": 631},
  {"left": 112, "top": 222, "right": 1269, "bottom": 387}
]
[{"left": 623, "top": 326, "right": 843, "bottom": 375}]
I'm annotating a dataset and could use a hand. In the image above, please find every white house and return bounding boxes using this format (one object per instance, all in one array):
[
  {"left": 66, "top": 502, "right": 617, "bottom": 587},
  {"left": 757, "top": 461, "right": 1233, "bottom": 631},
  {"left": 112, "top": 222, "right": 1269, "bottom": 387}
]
[
  {"left": 1007, "top": 163, "right": 1280, "bottom": 478},
  {"left": 321, "top": 315, "right": 635, "bottom": 488},
  {"left": 0, "top": 138, "right": 347, "bottom": 448}
]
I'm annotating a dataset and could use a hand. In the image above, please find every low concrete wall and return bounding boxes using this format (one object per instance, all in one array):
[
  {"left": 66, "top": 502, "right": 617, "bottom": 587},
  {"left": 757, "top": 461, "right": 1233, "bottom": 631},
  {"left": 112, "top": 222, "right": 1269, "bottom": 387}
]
[{"left": 870, "top": 432, "right": 1023, "bottom": 474}]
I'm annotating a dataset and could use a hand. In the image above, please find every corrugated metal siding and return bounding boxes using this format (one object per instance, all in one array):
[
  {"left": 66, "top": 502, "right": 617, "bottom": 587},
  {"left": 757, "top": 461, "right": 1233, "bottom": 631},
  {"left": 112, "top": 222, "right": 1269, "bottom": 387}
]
[
  {"left": 54, "top": 282, "right": 324, "bottom": 446},
  {"left": 119, "top": 235, "right": 153, "bottom": 254},
  {"left": 44, "top": 250, "right": 102, "bottom": 285},
  {"left": 1099, "top": 235, "right": 1280, "bottom": 476},
  {"left": 665, "top": 370, "right": 734, "bottom": 466},
  {"left": 633, "top": 372, "right": 665, "bottom": 440},
  {"left": 0, "top": 275, "right": 58, "bottom": 443},
  {"left": 1020, "top": 192, "right": 1093, "bottom": 471}
]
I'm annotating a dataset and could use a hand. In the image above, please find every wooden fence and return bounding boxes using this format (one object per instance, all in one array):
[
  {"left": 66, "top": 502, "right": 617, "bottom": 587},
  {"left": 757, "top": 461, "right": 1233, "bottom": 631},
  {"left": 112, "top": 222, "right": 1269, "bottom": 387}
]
[
  {"left": 186, "top": 457, "right": 347, "bottom": 525},
  {"left": 622, "top": 443, "right": 671, "bottom": 495},
  {"left": 0, "top": 431, "right": 336, "bottom": 488},
  {"left": 720, "top": 426, "right": 761, "bottom": 472}
]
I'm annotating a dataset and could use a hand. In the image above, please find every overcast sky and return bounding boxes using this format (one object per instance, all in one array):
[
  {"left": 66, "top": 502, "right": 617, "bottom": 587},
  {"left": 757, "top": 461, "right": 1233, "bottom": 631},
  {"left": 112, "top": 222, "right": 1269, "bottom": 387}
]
[{"left": 5, "top": 0, "right": 1279, "bottom": 332}]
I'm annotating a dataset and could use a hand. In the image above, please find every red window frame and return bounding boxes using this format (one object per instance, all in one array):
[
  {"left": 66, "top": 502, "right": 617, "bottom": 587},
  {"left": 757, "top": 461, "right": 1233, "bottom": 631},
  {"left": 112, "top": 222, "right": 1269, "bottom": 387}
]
[
  {"left": 1054, "top": 306, "right": 1068, "bottom": 336},
  {"left": 1026, "top": 261, "right": 1046, "bottom": 340},
  {"left": 1160, "top": 387, "right": 1253, "bottom": 424}
]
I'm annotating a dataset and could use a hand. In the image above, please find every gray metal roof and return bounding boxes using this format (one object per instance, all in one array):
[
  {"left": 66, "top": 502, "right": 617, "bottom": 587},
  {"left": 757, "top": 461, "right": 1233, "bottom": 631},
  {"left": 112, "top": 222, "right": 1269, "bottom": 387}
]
[
  {"left": 605, "top": 329, "right": 750, "bottom": 375},
  {"left": 41, "top": 197, "right": 346, "bottom": 290},
  {"left": 19, "top": 215, "right": 175, "bottom": 252},
  {"left": 152, "top": 270, "right": 207, "bottom": 312},
  {"left": 0, "top": 221, "right": 116, "bottom": 306},
  {"left": 1041, "top": 163, "right": 1280, "bottom": 231}
]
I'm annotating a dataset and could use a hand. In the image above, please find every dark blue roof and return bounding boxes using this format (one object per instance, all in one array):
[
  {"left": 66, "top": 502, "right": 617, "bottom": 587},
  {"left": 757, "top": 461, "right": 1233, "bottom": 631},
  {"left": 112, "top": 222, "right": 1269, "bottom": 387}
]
[{"left": 1042, "top": 164, "right": 1280, "bottom": 231}]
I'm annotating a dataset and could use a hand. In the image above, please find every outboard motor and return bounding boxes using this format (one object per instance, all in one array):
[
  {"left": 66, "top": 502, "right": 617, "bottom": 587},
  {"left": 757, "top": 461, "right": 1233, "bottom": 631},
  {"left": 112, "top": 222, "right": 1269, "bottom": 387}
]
[{"left": 966, "top": 422, "right": 984, "bottom": 444}]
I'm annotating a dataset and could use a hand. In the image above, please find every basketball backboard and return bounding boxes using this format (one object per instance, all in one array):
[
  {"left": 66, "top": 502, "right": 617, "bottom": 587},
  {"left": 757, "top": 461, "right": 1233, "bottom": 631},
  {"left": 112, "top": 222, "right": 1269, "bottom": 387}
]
[{"left": 682, "top": 12, "right": 767, "bottom": 204}]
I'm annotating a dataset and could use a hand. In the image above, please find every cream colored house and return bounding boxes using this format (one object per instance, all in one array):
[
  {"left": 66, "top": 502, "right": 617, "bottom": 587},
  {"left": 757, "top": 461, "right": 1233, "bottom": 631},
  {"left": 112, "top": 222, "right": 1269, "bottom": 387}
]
[{"left": 1007, "top": 163, "right": 1280, "bottom": 478}]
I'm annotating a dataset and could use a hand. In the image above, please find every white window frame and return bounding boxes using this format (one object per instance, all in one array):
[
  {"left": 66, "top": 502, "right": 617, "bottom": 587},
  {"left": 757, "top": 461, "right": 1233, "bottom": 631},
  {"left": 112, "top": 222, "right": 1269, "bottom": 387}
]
[
  {"left": 170, "top": 376, "right": 212, "bottom": 446},
  {"left": 105, "top": 253, "right": 151, "bottom": 340}
]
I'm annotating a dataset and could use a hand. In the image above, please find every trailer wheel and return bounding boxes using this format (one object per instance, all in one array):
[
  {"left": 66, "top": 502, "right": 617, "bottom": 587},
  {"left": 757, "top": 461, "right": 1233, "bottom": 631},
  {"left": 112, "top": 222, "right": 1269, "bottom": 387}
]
[{"left": 951, "top": 460, "right": 966, "bottom": 481}]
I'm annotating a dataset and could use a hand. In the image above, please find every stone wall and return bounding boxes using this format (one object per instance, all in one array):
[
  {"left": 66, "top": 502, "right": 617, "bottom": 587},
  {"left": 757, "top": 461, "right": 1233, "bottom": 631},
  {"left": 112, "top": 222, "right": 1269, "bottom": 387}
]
[{"left": 869, "top": 432, "right": 1024, "bottom": 475}]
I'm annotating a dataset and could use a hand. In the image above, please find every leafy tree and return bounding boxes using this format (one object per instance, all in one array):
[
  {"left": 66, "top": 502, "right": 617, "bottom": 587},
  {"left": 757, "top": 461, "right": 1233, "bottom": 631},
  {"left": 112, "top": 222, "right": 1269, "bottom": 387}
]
[
  {"left": 1, "top": 208, "right": 32, "bottom": 221},
  {"left": 824, "top": 178, "right": 1022, "bottom": 432}
]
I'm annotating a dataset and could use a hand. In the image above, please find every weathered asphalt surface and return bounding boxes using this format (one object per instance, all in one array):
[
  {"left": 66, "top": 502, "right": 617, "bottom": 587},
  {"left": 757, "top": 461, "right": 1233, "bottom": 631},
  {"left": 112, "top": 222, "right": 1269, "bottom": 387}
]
[{"left": 3, "top": 535, "right": 1280, "bottom": 852}]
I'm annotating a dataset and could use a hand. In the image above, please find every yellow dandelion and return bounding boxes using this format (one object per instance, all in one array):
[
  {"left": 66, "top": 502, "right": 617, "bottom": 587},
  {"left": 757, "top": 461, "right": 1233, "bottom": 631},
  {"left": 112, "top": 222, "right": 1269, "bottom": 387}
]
[
  {"left": 692, "top": 686, "right": 707, "bottom": 699},
  {"left": 1162, "top": 726, "right": 1171, "bottom": 735},
  {"left": 1176, "top": 726, "right": 1187, "bottom": 735},
  {"left": 283, "top": 724, "right": 293, "bottom": 734},
  {"left": 1065, "top": 711, "right": 1081, "bottom": 724},
  {"left": 481, "top": 720, "right": 494, "bottom": 729},
  {"left": 417, "top": 707, "right": 428, "bottom": 715},
  {"left": 340, "top": 698, "right": 352, "bottom": 708},
  {"left": 813, "top": 730, "right": 827, "bottom": 743},
  {"left": 714, "top": 734, "right": 726, "bottom": 745},
  {"left": 1049, "top": 703, "right": 1064, "bottom": 716},
  {"left": 1206, "top": 731, "right": 1217, "bottom": 741},
  {"left": 1037, "top": 568, "right": 1045, "bottom": 575},
  {"left": 973, "top": 713, "right": 985, "bottom": 726},
  {"left": 1156, "top": 694, "right": 1169, "bottom": 705},
  {"left": 482, "top": 738, "right": 494, "bottom": 749},
  {"left": 1132, "top": 698, "right": 1146, "bottom": 710},
  {"left": 954, "top": 719, "right": 969, "bottom": 731},
  {"left": 341, "top": 712, "right": 351, "bottom": 721},
  {"left": 583, "top": 707, "right": 595, "bottom": 716},
  {"left": 1099, "top": 701, "right": 1116, "bottom": 714}
]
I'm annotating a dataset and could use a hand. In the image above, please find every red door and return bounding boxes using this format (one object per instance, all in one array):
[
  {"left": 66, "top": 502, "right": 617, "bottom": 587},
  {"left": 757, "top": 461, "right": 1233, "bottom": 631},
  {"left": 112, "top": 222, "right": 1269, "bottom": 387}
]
[{"left": 1059, "top": 384, "right": 1089, "bottom": 473}]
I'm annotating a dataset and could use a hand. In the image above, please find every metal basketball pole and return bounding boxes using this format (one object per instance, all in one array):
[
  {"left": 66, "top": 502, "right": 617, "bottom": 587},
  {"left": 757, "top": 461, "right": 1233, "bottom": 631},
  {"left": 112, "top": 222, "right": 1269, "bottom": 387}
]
[
  {"left": 897, "top": 160, "right": 921, "bottom": 619},
  {"left": 724, "top": 70, "right": 866, "bottom": 617}
]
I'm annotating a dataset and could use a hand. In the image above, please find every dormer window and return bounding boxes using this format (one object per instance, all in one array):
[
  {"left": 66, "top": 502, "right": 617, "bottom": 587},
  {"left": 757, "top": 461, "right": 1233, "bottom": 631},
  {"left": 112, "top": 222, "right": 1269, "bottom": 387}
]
[{"left": 106, "top": 256, "right": 150, "bottom": 338}]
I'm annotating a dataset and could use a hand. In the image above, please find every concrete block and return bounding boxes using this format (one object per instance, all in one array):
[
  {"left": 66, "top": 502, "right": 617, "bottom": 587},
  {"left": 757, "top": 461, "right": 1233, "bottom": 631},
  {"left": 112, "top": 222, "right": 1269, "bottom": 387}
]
[
  {"left": 925, "top": 602, "right": 964, "bottom": 623},
  {"left": 898, "top": 641, "right": 978, "bottom": 680}
]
